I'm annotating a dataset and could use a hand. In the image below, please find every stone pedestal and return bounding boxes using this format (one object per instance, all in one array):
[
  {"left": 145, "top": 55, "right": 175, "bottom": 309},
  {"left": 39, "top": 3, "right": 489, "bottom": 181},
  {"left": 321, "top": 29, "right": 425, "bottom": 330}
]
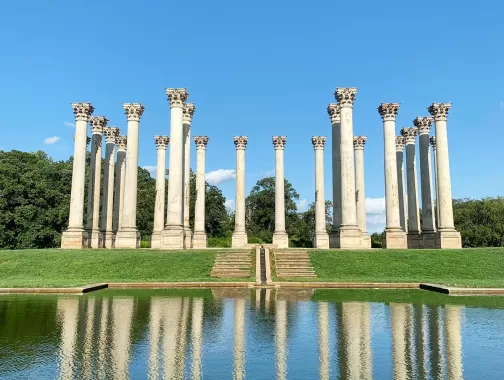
[
  {"left": 61, "top": 229, "right": 89, "bottom": 250},
  {"left": 192, "top": 136, "right": 208, "bottom": 249},
  {"left": 383, "top": 230, "right": 408, "bottom": 249},
  {"left": 327, "top": 104, "right": 341, "bottom": 248},
  {"left": 232, "top": 137, "right": 249, "bottom": 248},
  {"left": 422, "top": 232, "right": 437, "bottom": 248},
  {"left": 435, "top": 230, "right": 462, "bottom": 249},
  {"left": 273, "top": 232, "right": 289, "bottom": 248},
  {"left": 337, "top": 229, "right": 363, "bottom": 249},
  {"left": 116, "top": 228, "right": 141, "bottom": 249},
  {"left": 232, "top": 232, "right": 248, "bottom": 248},
  {"left": 272, "top": 136, "right": 289, "bottom": 248}
]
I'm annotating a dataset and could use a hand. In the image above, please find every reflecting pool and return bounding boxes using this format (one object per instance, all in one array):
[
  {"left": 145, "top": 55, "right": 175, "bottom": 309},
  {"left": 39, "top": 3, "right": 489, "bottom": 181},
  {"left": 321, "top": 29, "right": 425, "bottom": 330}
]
[{"left": 1, "top": 288, "right": 504, "bottom": 379}]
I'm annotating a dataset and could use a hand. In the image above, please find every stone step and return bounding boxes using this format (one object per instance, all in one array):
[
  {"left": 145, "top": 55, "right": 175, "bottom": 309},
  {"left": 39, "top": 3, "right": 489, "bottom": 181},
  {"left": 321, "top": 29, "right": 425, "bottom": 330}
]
[
  {"left": 211, "top": 273, "right": 251, "bottom": 278},
  {"left": 214, "top": 260, "right": 251, "bottom": 264},
  {"left": 277, "top": 270, "right": 316, "bottom": 274},
  {"left": 216, "top": 255, "right": 251, "bottom": 259}
]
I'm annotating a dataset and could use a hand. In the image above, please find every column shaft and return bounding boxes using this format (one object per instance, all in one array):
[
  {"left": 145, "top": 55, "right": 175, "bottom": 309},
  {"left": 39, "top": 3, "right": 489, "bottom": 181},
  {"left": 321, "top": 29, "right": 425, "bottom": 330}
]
[
  {"left": 419, "top": 134, "right": 436, "bottom": 232},
  {"left": 396, "top": 139, "right": 408, "bottom": 232},
  {"left": 272, "top": 137, "right": 289, "bottom": 248},
  {"left": 113, "top": 139, "right": 127, "bottom": 234},
  {"left": 405, "top": 138, "right": 422, "bottom": 248},
  {"left": 193, "top": 137, "right": 208, "bottom": 248},
  {"left": 232, "top": 136, "right": 248, "bottom": 248},
  {"left": 354, "top": 137, "right": 370, "bottom": 248},
  {"left": 86, "top": 135, "right": 98, "bottom": 231},
  {"left": 339, "top": 106, "right": 358, "bottom": 229},
  {"left": 101, "top": 128, "right": 118, "bottom": 248},
  {"left": 151, "top": 136, "right": 168, "bottom": 248},
  {"left": 328, "top": 104, "right": 341, "bottom": 248},
  {"left": 384, "top": 119, "right": 402, "bottom": 229},
  {"left": 182, "top": 112, "right": 193, "bottom": 248},
  {"left": 313, "top": 137, "right": 329, "bottom": 248},
  {"left": 91, "top": 136, "right": 102, "bottom": 234}
]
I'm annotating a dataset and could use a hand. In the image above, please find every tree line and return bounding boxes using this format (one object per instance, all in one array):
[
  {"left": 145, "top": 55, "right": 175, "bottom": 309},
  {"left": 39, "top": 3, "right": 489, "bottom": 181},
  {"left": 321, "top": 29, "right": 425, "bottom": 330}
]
[{"left": 0, "top": 150, "right": 503, "bottom": 249}]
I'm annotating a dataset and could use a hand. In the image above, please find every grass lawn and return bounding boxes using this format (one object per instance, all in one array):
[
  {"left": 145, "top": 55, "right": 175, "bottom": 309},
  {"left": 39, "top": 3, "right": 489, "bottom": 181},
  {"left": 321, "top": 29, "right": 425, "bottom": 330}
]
[{"left": 309, "top": 248, "right": 504, "bottom": 287}]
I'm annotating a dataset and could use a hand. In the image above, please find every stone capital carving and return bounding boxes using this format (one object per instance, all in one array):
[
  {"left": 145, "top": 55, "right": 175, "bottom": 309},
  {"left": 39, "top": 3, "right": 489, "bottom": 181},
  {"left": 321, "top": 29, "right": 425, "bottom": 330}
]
[
  {"left": 413, "top": 117, "right": 433, "bottom": 135},
  {"left": 311, "top": 136, "right": 327, "bottom": 149},
  {"left": 401, "top": 127, "right": 418, "bottom": 144},
  {"left": 103, "top": 126, "right": 120, "bottom": 143},
  {"left": 430, "top": 136, "right": 436, "bottom": 149},
  {"left": 378, "top": 103, "right": 400, "bottom": 121},
  {"left": 89, "top": 116, "right": 108, "bottom": 134},
  {"left": 353, "top": 136, "right": 367, "bottom": 150},
  {"left": 395, "top": 136, "right": 405, "bottom": 151},
  {"left": 272, "top": 136, "right": 287, "bottom": 149},
  {"left": 335, "top": 88, "right": 357, "bottom": 107},
  {"left": 194, "top": 136, "right": 209, "bottom": 149},
  {"left": 123, "top": 103, "right": 145, "bottom": 121},
  {"left": 116, "top": 136, "right": 127, "bottom": 151},
  {"left": 183, "top": 103, "right": 196, "bottom": 123},
  {"left": 234, "top": 136, "right": 248, "bottom": 150},
  {"left": 327, "top": 103, "right": 341, "bottom": 123},
  {"left": 428, "top": 103, "right": 451, "bottom": 122},
  {"left": 166, "top": 88, "right": 189, "bottom": 108},
  {"left": 71, "top": 102, "right": 94, "bottom": 121},
  {"left": 154, "top": 135, "right": 169, "bottom": 149}
]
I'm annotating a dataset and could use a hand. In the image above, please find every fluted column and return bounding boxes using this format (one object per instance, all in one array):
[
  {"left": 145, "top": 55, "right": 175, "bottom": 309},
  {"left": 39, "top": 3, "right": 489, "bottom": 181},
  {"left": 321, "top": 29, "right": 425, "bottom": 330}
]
[
  {"left": 312, "top": 136, "right": 329, "bottom": 248},
  {"left": 87, "top": 116, "right": 107, "bottom": 248},
  {"left": 113, "top": 136, "right": 127, "bottom": 235},
  {"left": 151, "top": 136, "right": 169, "bottom": 248},
  {"left": 354, "top": 136, "right": 371, "bottom": 248},
  {"left": 183, "top": 103, "right": 195, "bottom": 248},
  {"left": 162, "top": 88, "right": 188, "bottom": 249},
  {"left": 61, "top": 103, "right": 94, "bottom": 249},
  {"left": 272, "top": 136, "right": 289, "bottom": 248},
  {"left": 402, "top": 127, "right": 422, "bottom": 248},
  {"left": 327, "top": 104, "right": 341, "bottom": 248},
  {"left": 430, "top": 137, "right": 440, "bottom": 228},
  {"left": 232, "top": 136, "right": 249, "bottom": 248},
  {"left": 428, "top": 103, "right": 462, "bottom": 248},
  {"left": 395, "top": 136, "right": 408, "bottom": 233},
  {"left": 101, "top": 127, "right": 120, "bottom": 248},
  {"left": 193, "top": 136, "right": 209, "bottom": 248},
  {"left": 378, "top": 103, "right": 407, "bottom": 248}
]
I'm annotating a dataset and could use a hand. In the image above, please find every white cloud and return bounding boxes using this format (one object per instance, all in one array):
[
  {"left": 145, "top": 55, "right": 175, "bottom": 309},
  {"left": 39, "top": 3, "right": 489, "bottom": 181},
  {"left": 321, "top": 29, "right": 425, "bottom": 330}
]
[
  {"left": 258, "top": 169, "right": 275, "bottom": 178},
  {"left": 142, "top": 165, "right": 157, "bottom": 175},
  {"left": 64, "top": 121, "right": 75, "bottom": 128},
  {"left": 296, "top": 198, "right": 309, "bottom": 212},
  {"left": 365, "top": 197, "right": 386, "bottom": 233},
  {"left": 206, "top": 169, "right": 236, "bottom": 185},
  {"left": 44, "top": 136, "right": 61, "bottom": 145},
  {"left": 225, "top": 199, "right": 235, "bottom": 212}
]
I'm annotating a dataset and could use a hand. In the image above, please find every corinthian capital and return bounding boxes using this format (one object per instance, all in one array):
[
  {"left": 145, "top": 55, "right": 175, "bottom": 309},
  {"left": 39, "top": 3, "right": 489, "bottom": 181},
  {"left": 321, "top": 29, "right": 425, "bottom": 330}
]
[
  {"left": 395, "top": 136, "right": 405, "bottom": 151},
  {"left": 89, "top": 116, "right": 108, "bottom": 134},
  {"left": 335, "top": 88, "right": 357, "bottom": 107},
  {"left": 234, "top": 136, "right": 248, "bottom": 150},
  {"left": 401, "top": 127, "right": 418, "bottom": 144},
  {"left": 183, "top": 103, "right": 196, "bottom": 123},
  {"left": 116, "top": 136, "right": 127, "bottom": 151},
  {"left": 353, "top": 136, "right": 367, "bottom": 150},
  {"left": 194, "top": 136, "right": 209, "bottom": 149},
  {"left": 154, "top": 135, "right": 169, "bottom": 149},
  {"left": 327, "top": 103, "right": 341, "bottom": 123},
  {"left": 272, "top": 136, "right": 287, "bottom": 149},
  {"left": 123, "top": 103, "right": 145, "bottom": 121},
  {"left": 71, "top": 102, "right": 94, "bottom": 121},
  {"left": 311, "top": 136, "right": 327, "bottom": 149},
  {"left": 430, "top": 136, "right": 436, "bottom": 149},
  {"left": 378, "top": 103, "right": 400, "bottom": 121},
  {"left": 103, "top": 127, "right": 120, "bottom": 143},
  {"left": 428, "top": 103, "right": 451, "bottom": 121},
  {"left": 413, "top": 117, "right": 433, "bottom": 135},
  {"left": 166, "top": 88, "right": 189, "bottom": 108}
]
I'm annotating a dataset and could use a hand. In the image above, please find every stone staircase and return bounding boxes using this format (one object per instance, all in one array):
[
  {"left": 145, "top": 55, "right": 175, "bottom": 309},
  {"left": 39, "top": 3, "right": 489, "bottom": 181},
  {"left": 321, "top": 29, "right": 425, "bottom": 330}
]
[
  {"left": 210, "top": 250, "right": 252, "bottom": 278},
  {"left": 274, "top": 250, "right": 317, "bottom": 279}
]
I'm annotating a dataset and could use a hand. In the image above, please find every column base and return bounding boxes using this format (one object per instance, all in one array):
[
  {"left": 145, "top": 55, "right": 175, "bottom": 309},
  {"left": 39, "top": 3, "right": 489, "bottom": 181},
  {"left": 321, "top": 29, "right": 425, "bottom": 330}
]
[
  {"left": 329, "top": 228, "right": 340, "bottom": 248},
  {"left": 272, "top": 231, "right": 289, "bottom": 248},
  {"left": 232, "top": 231, "right": 248, "bottom": 248},
  {"left": 313, "top": 232, "right": 329, "bottom": 249},
  {"left": 192, "top": 231, "right": 207, "bottom": 249},
  {"left": 160, "top": 226, "right": 185, "bottom": 249},
  {"left": 102, "top": 231, "right": 115, "bottom": 249},
  {"left": 151, "top": 232, "right": 161, "bottom": 249},
  {"left": 337, "top": 227, "right": 362, "bottom": 249},
  {"left": 183, "top": 227, "right": 193, "bottom": 249},
  {"left": 421, "top": 231, "right": 437, "bottom": 249},
  {"left": 382, "top": 229, "right": 407, "bottom": 249},
  {"left": 360, "top": 233, "right": 372, "bottom": 249},
  {"left": 89, "top": 229, "right": 103, "bottom": 248},
  {"left": 434, "top": 230, "right": 462, "bottom": 249},
  {"left": 115, "top": 227, "right": 140, "bottom": 249},
  {"left": 61, "top": 228, "right": 88, "bottom": 249},
  {"left": 407, "top": 231, "right": 423, "bottom": 249}
]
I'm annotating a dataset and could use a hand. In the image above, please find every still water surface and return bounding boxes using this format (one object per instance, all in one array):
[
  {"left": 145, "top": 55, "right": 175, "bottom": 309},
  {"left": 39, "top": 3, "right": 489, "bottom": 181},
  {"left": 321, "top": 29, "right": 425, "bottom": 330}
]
[{"left": 1, "top": 288, "right": 503, "bottom": 379}]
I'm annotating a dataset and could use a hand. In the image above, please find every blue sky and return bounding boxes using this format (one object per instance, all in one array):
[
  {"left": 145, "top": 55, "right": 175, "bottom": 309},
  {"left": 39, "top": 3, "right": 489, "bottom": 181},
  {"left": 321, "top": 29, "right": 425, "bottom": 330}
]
[{"left": 1, "top": 0, "right": 503, "bottom": 232}]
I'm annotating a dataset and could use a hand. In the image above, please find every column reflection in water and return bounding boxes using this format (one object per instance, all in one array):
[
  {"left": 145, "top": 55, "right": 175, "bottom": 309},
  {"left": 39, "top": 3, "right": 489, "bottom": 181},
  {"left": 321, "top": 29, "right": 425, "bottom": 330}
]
[
  {"left": 175, "top": 298, "right": 191, "bottom": 377},
  {"left": 414, "top": 305, "right": 428, "bottom": 380},
  {"left": 360, "top": 303, "right": 373, "bottom": 380},
  {"left": 233, "top": 298, "right": 246, "bottom": 380},
  {"left": 112, "top": 297, "right": 134, "bottom": 380},
  {"left": 57, "top": 297, "right": 79, "bottom": 380},
  {"left": 445, "top": 306, "right": 463, "bottom": 380},
  {"left": 148, "top": 298, "right": 163, "bottom": 380},
  {"left": 405, "top": 304, "right": 415, "bottom": 376},
  {"left": 82, "top": 298, "right": 96, "bottom": 379},
  {"left": 191, "top": 298, "right": 204, "bottom": 380},
  {"left": 341, "top": 303, "right": 362, "bottom": 379},
  {"left": 97, "top": 298, "right": 109, "bottom": 379},
  {"left": 318, "top": 302, "right": 330, "bottom": 380},
  {"left": 429, "top": 306, "right": 445, "bottom": 380},
  {"left": 390, "top": 303, "right": 407, "bottom": 380},
  {"left": 162, "top": 298, "right": 183, "bottom": 380},
  {"left": 275, "top": 300, "right": 287, "bottom": 380}
]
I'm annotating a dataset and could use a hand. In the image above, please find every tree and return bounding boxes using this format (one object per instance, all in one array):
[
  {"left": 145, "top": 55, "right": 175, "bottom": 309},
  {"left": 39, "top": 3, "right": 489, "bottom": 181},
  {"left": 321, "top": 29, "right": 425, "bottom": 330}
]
[
  {"left": 136, "top": 167, "right": 156, "bottom": 239},
  {"left": 292, "top": 200, "right": 333, "bottom": 247}
]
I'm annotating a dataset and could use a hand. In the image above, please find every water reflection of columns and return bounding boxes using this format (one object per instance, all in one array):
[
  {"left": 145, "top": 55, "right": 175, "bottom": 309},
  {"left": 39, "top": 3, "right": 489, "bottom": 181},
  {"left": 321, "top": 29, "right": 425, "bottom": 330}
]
[
  {"left": 82, "top": 298, "right": 96, "bottom": 379},
  {"left": 112, "top": 298, "right": 134, "bottom": 380},
  {"left": 191, "top": 298, "right": 204, "bottom": 380},
  {"left": 97, "top": 298, "right": 110, "bottom": 379},
  {"left": 233, "top": 298, "right": 246, "bottom": 380},
  {"left": 428, "top": 306, "right": 445, "bottom": 380},
  {"left": 148, "top": 298, "right": 162, "bottom": 380},
  {"left": 390, "top": 303, "right": 407, "bottom": 380},
  {"left": 275, "top": 300, "right": 287, "bottom": 380},
  {"left": 163, "top": 298, "right": 183, "bottom": 380},
  {"left": 414, "top": 305, "right": 428, "bottom": 380},
  {"left": 318, "top": 302, "right": 330, "bottom": 380},
  {"left": 57, "top": 298, "right": 79, "bottom": 380},
  {"left": 360, "top": 303, "right": 373, "bottom": 380},
  {"left": 175, "top": 298, "right": 191, "bottom": 377},
  {"left": 445, "top": 306, "right": 463, "bottom": 380},
  {"left": 341, "top": 303, "right": 362, "bottom": 379}
]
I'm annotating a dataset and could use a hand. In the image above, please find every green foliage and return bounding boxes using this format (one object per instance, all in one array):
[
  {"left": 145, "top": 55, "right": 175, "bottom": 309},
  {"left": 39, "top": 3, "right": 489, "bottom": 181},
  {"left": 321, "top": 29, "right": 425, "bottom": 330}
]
[
  {"left": 207, "top": 237, "right": 231, "bottom": 248},
  {"left": 371, "top": 232, "right": 383, "bottom": 248},
  {"left": 140, "top": 240, "right": 150, "bottom": 248},
  {"left": 136, "top": 167, "right": 156, "bottom": 239}
]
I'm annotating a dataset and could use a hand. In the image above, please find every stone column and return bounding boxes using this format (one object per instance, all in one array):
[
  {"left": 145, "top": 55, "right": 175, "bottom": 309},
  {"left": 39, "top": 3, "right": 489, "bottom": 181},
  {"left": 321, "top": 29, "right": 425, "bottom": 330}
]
[
  {"left": 428, "top": 103, "right": 462, "bottom": 248},
  {"left": 183, "top": 103, "right": 195, "bottom": 248},
  {"left": 414, "top": 117, "right": 437, "bottom": 248},
  {"left": 335, "top": 88, "right": 361, "bottom": 248},
  {"left": 378, "top": 103, "right": 407, "bottom": 248},
  {"left": 272, "top": 136, "right": 289, "bottom": 248},
  {"left": 61, "top": 103, "right": 94, "bottom": 249},
  {"left": 162, "top": 88, "right": 189, "bottom": 249},
  {"left": 87, "top": 116, "right": 107, "bottom": 248},
  {"left": 395, "top": 136, "right": 408, "bottom": 233},
  {"left": 354, "top": 136, "right": 371, "bottom": 248},
  {"left": 113, "top": 136, "right": 127, "bottom": 235},
  {"left": 151, "top": 136, "right": 169, "bottom": 248},
  {"left": 232, "top": 137, "right": 249, "bottom": 248},
  {"left": 312, "top": 136, "right": 329, "bottom": 249},
  {"left": 101, "top": 127, "right": 120, "bottom": 248},
  {"left": 116, "top": 103, "right": 145, "bottom": 248},
  {"left": 327, "top": 103, "right": 342, "bottom": 248},
  {"left": 402, "top": 127, "right": 422, "bottom": 248},
  {"left": 430, "top": 137, "right": 440, "bottom": 228},
  {"left": 193, "top": 136, "right": 209, "bottom": 248}
]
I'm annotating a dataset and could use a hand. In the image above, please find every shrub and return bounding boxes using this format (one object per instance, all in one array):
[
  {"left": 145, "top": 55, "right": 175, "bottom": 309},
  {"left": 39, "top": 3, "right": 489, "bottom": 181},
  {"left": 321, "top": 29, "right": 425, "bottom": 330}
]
[{"left": 207, "top": 237, "right": 231, "bottom": 248}]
